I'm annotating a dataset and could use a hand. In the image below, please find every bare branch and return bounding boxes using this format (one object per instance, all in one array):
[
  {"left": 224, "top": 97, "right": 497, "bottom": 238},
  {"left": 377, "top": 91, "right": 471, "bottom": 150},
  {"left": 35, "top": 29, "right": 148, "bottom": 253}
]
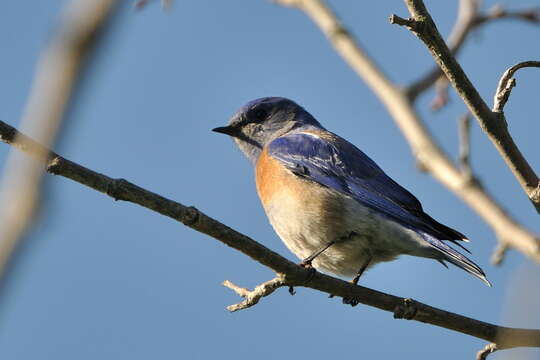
[
  {"left": 493, "top": 61, "right": 540, "bottom": 113},
  {"left": 458, "top": 113, "right": 472, "bottom": 179},
  {"left": 393, "top": 0, "right": 540, "bottom": 214},
  {"left": 406, "top": 0, "right": 479, "bottom": 101},
  {"left": 1, "top": 120, "right": 540, "bottom": 349},
  {"left": 134, "top": 0, "right": 172, "bottom": 10},
  {"left": 276, "top": 0, "right": 540, "bottom": 263},
  {"left": 406, "top": 2, "right": 540, "bottom": 104},
  {"left": 0, "top": 0, "right": 118, "bottom": 281},
  {"left": 476, "top": 343, "right": 498, "bottom": 360},
  {"left": 476, "top": 5, "right": 540, "bottom": 27},
  {"left": 491, "top": 242, "right": 509, "bottom": 266},
  {"left": 223, "top": 277, "right": 287, "bottom": 312},
  {"left": 430, "top": 77, "right": 451, "bottom": 111}
]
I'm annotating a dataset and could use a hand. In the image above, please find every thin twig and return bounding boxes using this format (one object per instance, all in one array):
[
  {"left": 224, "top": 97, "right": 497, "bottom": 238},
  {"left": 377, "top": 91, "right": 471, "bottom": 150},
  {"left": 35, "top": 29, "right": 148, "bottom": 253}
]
[
  {"left": 406, "top": 0, "right": 479, "bottom": 102},
  {"left": 458, "top": 113, "right": 472, "bottom": 180},
  {"left": 475, "top": 5, "right": 540, "bottom": 27},
  {"left": 393, "top": 0, "right": 540, "bottom": 215},
  {"left": 0, "top": 120, "right": 540, "bottom": 349},
  {"left": 277, "top": 0, "right": 540, "bottom": 263},
  {"left": 0, "top": 0, "right": 118, "bottom": 282},
  {"left": 134, "top": 0, "right": 171, "bottom": 10},
  {"left": 406, "top": 2, "right": 539, "bottom": 104},
  {"left": 430, "top": 76, "right": 451, "bottom": 111},
  {"left": 493, "top": 61, "right": 540, "bottom": 113},
  {"left": 491, "top": 242, "right": 509, "bottom": 266},
  {"left": 476, "top": 343, "right": 498, "bottom": 360},
  {"left": 223, "top": 276, "right": 287, "bottom": 312}
]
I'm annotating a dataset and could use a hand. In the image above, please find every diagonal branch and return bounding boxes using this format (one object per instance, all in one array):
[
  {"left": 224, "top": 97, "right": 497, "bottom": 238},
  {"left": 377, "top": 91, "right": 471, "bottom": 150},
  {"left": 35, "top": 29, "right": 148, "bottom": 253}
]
[
  {"left": 392, "top": 0, "right": 540, "bottom": 214},
  {"left": 0, "top": 0, "right": 119, "bottom": 281},
  {"left": 457, "top": 113, "right": 473, "bottom": 179},
  {"left": 406, "top": 0, "right": 479, "bottom": 102},
  {"left": 406, "top": 1, "right": 540, "bottom": 104},
  {"left": 0, "top": 119, "right": 540, "bottom": 350},
  {"left": 275, "top": 0, "right": 540, "bottom": 263}
]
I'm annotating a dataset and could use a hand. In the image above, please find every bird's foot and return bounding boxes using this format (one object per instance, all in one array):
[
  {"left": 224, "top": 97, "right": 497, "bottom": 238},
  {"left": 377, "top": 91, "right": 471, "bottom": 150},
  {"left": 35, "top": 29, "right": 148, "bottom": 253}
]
[
  {"left": 331, "top": 275, "right": 364, "bottom": 306},
  {"left": 288, "top": 286, "right": 296, "bottom": 296},
  {"left": 299, "top": 258, "right": 317, "bottom": 283},
  {"left": 299, "top": 258, "right": 313, "bottom": 268},
  {"left": 342, "top": 297, "right": 360, "bottom": 307},
  {"left": 288, "top": 260, "right": 317, "bottom": 296},
  {"left": 393, "top": 298, "right": 417, "bottom": 319}
]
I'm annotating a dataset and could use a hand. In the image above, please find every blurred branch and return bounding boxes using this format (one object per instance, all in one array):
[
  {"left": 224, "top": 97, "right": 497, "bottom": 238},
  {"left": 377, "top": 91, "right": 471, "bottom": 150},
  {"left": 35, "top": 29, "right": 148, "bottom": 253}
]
[
  {"left": 491, "top": 242, "right": 509, "bottom": 266},
  {"left": 430, "top": 77, "right": 451, "bottom": 111},
  {"left": 134, "top": 0, "right": 172, "bottom": 10},
  {"left": 458, "top": 113, "right": 472, "bottom": 179},
  {"left": 0, "top": 0, "right": 118, "bottom": 282},
  {"left": 0, "top": 120, "right": 540, "bottom": 349},
  {"left": 393, "top": 0, "right": 540, "bottom": 215},
  {"left": 406, "top": 1, "right": 540, "bottom": 107},
  {"left": 275, "top": 0, "right": 540, "bottom": 264},
  {"left": 475, "top": 5, "right": 540, "bottom": 26}
]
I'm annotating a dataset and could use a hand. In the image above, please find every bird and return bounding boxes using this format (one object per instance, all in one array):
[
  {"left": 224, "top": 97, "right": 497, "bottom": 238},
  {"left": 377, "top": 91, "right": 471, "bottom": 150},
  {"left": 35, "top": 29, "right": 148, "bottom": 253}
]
[{"left": 213, "top": 97, "right": 490, "bottom": 295}]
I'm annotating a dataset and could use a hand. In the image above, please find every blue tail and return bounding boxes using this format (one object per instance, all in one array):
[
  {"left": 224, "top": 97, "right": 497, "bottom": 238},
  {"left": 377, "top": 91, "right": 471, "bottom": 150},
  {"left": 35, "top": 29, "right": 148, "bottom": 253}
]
[{"left": 421, "top": 232, "right": 491, "bottom": 286}]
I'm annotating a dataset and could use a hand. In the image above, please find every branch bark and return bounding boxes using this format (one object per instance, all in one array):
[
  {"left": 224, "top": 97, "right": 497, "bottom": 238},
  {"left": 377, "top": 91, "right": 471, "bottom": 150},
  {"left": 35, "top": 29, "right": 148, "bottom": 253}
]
[
  {"left": 276, "top": 0, "right": 540, "bottom": 263},
  {"left": 0, "top": 119, "right": 539, "bottom": 350},
  {"left": 406, "top": 0, "right": 480, "bottom": 102},
  {"left": 392, "top": 0, "right": 540, "bottom": 214},
  {"left": 406, "top": 1, "right": 540, "bottom": 104}
]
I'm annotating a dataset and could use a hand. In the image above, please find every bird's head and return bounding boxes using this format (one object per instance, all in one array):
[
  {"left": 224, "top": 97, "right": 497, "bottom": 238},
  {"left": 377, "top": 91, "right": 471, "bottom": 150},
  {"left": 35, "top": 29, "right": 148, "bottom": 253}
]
[{"left": 213, "top": 97, "right": 321, "bottom": 163}]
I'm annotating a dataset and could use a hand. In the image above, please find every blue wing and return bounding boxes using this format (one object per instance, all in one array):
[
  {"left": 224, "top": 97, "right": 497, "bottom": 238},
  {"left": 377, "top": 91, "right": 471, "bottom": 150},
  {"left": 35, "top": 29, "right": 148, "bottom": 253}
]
[
  {"left": 267, "top": 131, "right": 491, "bottom": 285},
  {"left": 267, "top": 132, "right": 467, "bottom": 242}
]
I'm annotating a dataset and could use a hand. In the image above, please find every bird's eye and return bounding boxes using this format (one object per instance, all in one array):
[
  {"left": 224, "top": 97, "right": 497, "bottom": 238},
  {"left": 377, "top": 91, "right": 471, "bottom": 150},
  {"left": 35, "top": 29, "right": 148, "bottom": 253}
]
[{"left": 253, "top": 108, "right": 268, "bottom": 121}]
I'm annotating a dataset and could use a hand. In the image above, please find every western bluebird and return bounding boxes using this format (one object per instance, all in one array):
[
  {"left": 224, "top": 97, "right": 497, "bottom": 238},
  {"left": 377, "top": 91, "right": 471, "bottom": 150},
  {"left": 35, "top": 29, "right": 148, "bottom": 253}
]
[{"left": 213, "top": 97, "right": 489, "bottom": 292}]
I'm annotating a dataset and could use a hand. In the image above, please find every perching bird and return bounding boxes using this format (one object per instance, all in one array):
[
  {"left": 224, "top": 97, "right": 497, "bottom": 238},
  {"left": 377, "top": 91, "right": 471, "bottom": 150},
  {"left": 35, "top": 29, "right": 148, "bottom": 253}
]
[{"left": 213, "top": 97, "right": 490, "bottom": 292}]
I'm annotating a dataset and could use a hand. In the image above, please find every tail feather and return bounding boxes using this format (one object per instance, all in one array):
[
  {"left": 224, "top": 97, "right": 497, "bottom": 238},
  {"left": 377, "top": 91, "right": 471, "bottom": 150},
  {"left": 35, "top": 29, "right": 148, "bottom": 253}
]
[
  {"left": 421, "top": 232, "right": 491, "bottom": 286},
  {"left": 448, "top": 239, "right": 471, "bottom": 254}
]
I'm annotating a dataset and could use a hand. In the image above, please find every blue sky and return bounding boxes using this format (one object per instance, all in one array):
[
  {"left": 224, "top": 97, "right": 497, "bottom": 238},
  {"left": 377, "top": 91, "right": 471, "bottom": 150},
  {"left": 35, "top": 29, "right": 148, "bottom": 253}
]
[{"left": 1, "top": 1, "right": 539, "bottom": 359}]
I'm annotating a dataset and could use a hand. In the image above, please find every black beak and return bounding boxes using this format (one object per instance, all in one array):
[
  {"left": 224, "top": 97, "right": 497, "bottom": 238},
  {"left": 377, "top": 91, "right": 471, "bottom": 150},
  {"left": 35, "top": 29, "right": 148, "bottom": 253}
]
[{"left": 212, "top": 126, "right": 238, "bottom": 136}]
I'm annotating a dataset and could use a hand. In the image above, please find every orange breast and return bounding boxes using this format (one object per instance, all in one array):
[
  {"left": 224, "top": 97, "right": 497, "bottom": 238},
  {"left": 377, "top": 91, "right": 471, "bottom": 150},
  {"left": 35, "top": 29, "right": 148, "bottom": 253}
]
[{"left": 255, "top": 148, "right": 305, "bottom": 207}]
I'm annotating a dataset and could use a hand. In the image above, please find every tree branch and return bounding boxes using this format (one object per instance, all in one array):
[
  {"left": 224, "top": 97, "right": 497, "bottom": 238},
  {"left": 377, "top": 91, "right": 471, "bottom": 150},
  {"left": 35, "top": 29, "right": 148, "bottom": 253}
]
[
  {"left": 406, "top": 1, "right": 540, "bottom": 104},
  {"left": 0, "top": 0, "right": 118, "bottom": 281},
  {"left": 0, "top": 119, "right": 540, "bottom": 350},
  {"left": 392, "top": 0, "right": 540, "bottom": 214},
  {"left": 223, "top": 277, "right": 287, "bottom": 312},
  {"left": 458, "top": 113, "right": 472, "bottom": 180},
  {"left": 275, "top": 0, "right": 540, "bottom": 263},
  {"left": 406, "top": 0, "right": 479, "bottom": 102},
  {"left": 493, "top": 61, "right": 540, "bottom": 113}
]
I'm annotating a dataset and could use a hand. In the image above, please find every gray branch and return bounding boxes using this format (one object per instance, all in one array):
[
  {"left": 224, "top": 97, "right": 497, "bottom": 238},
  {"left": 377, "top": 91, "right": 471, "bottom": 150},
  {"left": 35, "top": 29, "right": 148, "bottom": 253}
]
[{"left": 392, "top": 0, "right": 540, "bottom": 215}]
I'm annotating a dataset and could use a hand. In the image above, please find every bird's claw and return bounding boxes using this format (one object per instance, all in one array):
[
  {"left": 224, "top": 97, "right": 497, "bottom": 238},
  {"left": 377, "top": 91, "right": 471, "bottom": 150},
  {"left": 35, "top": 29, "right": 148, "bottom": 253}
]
[
  {"left": 299, "top": 258, "right": 317, "bottom": 283},
  {"left": 342, "top": 297, "right": 360, "bottom": 307},
  {"left": 299, "top": 259, "right": 313, "bottom": 268},
  {"left": 288, "top": 286, "right": 296, "bottom": 296}
]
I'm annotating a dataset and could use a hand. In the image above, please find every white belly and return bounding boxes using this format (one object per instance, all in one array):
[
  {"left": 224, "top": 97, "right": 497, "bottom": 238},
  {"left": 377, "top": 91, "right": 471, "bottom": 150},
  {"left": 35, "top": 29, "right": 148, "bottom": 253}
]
[{"left": 263, "top": 184, "right": 433, "bottom": 278}]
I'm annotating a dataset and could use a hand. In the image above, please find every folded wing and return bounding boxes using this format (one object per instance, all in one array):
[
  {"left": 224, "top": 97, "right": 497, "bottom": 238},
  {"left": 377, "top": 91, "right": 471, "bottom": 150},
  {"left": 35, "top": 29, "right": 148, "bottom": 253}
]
[{"left": 267, "top": 131, "right": 467, "bottom": 243}]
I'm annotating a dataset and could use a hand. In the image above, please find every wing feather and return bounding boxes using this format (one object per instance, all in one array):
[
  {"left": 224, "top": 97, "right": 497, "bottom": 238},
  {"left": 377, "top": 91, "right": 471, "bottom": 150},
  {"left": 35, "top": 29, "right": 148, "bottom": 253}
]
[{"left": 267, "top": 132, "right": 466, "bottom": 241}]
